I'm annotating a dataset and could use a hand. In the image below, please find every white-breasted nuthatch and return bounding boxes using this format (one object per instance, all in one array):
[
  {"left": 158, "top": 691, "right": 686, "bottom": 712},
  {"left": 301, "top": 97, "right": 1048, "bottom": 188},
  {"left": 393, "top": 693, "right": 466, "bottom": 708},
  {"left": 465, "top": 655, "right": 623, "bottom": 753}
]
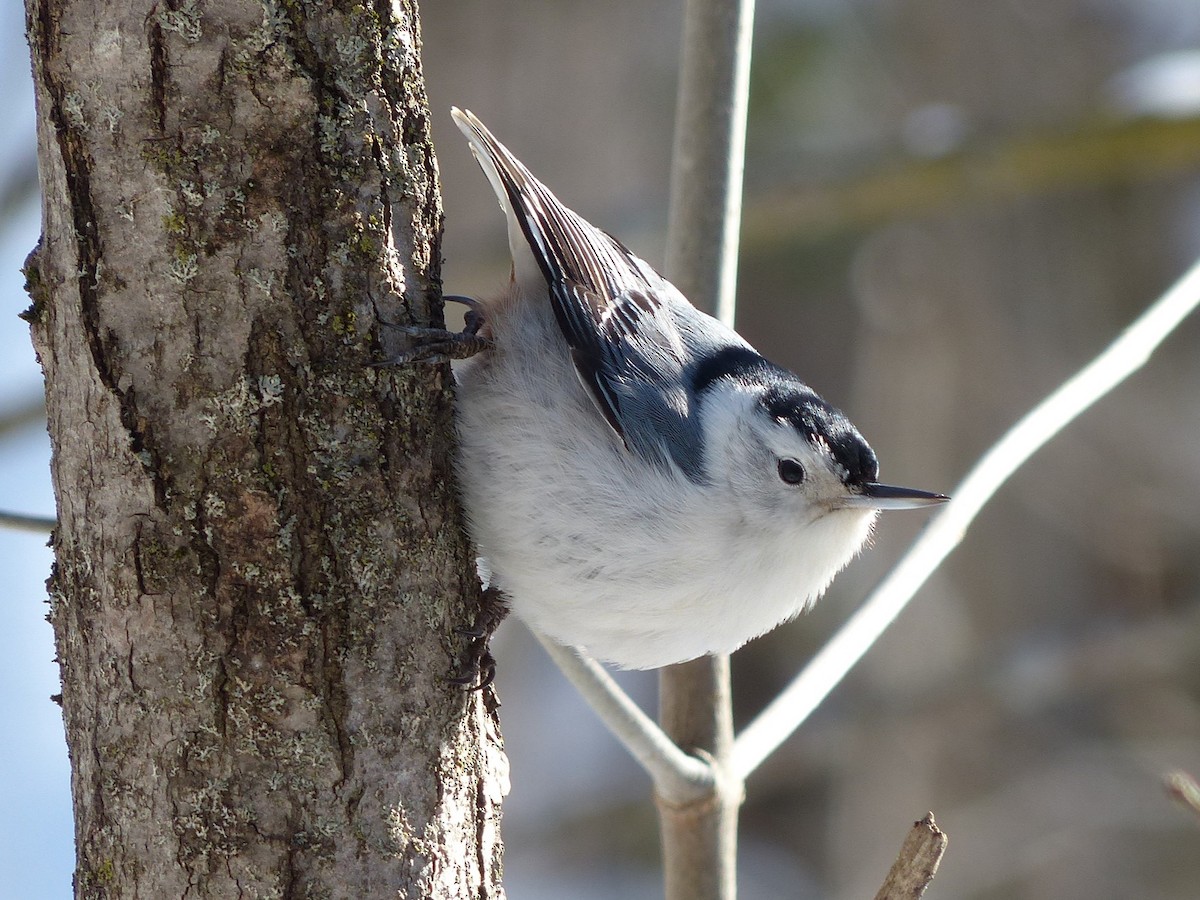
[{"left": 444, "top": 108, "right": 946, "bottom": 671}]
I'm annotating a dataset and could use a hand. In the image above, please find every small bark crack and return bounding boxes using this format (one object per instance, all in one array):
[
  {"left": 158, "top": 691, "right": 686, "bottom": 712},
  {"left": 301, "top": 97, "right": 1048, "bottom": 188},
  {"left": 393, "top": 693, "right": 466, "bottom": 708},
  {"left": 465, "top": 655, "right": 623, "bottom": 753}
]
[{"left": 146, "top": 15, "right": 168, "bottom": 133}]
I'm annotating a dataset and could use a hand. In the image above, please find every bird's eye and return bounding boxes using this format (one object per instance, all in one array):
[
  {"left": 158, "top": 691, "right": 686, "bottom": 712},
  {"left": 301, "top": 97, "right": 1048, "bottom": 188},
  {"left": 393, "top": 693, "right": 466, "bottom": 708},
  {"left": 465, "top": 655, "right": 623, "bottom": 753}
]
[{"left": 777, "top": 458, "right": 806, "bottom": 485}]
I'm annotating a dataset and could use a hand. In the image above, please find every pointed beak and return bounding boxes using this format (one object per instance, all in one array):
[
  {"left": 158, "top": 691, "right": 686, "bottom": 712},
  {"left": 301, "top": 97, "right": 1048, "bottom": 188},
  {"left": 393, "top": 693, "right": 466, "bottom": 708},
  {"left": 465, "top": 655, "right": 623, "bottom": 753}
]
[{"left": 842, "top": 482, "right": 950, "bottom": 511}]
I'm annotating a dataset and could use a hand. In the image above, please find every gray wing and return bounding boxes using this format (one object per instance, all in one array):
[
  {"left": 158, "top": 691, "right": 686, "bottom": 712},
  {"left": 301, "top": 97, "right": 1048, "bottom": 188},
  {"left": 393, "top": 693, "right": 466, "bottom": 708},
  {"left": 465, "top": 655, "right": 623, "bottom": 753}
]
[{"left": 454, "top": 108, "right": 734, "bottom": 481}]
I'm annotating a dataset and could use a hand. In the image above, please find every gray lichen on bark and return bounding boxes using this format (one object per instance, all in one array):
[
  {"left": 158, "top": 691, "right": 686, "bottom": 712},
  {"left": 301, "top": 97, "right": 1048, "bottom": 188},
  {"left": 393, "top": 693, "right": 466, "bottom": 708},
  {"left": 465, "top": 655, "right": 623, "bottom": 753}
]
[{"left": 24, "top": 0, "right": 506, "bottom": 896}]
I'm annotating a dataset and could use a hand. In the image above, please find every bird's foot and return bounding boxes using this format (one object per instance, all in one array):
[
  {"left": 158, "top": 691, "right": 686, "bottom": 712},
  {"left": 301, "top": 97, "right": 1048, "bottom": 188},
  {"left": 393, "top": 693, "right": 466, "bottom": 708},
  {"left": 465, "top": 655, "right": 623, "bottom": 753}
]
[
  {"left": 373, "top": 325, "right": 491, "bottom": 366},
  {"left": 450, "top": 585, "right": 509, "bottom": 691},
  {"left": 374, "top": 296, "right": 491, "bottom": 366}
]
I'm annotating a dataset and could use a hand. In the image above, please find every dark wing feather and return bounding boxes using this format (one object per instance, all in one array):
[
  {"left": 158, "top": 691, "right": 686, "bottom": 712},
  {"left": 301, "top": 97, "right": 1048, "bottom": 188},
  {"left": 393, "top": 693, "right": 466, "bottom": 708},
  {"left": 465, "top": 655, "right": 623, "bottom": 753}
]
[{"left": 454, "top": 108, "right": 712, "bottom": 480}]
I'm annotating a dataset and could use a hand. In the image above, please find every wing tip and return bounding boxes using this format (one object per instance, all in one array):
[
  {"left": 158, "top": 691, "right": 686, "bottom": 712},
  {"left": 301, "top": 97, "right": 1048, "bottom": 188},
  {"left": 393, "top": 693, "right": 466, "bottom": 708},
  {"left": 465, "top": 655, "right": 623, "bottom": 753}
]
[{"left": 451, "top": 106, "right": 487, "bottom": 146}]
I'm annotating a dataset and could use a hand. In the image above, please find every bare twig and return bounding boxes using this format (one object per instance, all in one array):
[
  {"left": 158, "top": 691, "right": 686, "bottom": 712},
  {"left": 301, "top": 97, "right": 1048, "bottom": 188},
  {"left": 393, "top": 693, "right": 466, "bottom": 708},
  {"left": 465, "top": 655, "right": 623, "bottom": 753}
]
[
  {"left": 873, "top": 813, "right": 948, "bottom": 900},
  {"left": 664, "top": 0, "right": 754, "bottom": 327},
  {"left": 531, "top": 634, "right": 714, "bottom": 803},
  {"left": 0, "top": 509, "right": 56, "bottom": 534},
  {"left": 0, "top": 399, "right": 54, "bottom": 534},
  {"left": 733, "top": 255, "right": 1200, "bottom": 781},
  {"left": 1164, "top": 770, "right": 1200, "bottom": 822},
  {"left": 657, "top": 657, "right": 739, "bottom": 900}
]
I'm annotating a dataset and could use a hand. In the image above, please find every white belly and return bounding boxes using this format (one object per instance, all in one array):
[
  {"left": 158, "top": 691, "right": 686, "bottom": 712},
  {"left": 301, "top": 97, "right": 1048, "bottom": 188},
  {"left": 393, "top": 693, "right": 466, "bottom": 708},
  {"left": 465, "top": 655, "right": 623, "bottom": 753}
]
[{"left": 452, "top": 301, "right": 875, "bottom": 669}]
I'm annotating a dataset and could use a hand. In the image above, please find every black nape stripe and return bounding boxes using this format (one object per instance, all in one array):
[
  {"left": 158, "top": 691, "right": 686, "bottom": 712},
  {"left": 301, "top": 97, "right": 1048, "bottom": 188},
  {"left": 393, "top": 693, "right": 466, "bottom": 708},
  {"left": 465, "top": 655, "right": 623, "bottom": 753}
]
[{"left": 690, "top": 345, "right": 779, "bottom": 396}]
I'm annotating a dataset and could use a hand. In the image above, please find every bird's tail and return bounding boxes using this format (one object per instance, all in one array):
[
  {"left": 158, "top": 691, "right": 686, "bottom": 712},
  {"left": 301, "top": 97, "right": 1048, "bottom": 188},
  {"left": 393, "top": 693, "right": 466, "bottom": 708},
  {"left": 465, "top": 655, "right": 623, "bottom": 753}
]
[{"left": 451, "top": 107, "right": 550, "bottom": 290}]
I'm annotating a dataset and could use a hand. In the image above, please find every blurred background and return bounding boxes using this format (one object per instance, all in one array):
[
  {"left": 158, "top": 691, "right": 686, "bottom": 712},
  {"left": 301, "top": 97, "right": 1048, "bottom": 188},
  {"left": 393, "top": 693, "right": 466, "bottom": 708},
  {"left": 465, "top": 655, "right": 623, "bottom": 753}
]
[{"left": 4, "top": 0, "right": 1200, "bottom": 897}]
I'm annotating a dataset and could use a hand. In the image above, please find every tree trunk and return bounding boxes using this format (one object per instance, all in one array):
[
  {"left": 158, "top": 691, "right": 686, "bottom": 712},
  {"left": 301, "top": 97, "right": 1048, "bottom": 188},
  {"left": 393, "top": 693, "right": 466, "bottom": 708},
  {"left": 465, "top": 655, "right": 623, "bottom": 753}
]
[{"left": 23, "top": 0, "right": 506, "bottom": 896}]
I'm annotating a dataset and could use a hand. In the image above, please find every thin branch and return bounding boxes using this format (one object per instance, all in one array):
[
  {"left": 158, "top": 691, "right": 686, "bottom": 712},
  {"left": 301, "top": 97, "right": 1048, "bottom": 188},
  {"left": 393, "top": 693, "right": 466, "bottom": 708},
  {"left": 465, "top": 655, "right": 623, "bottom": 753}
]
[
  {"left": 733, "top": 255, "right": 1200, "bottom": 781},
  {"left": 664, "top": 0, "right": 754, "bottom": 327},
  {"left": 872, "top": 813, "right": 948, "bottom": 900},
  {"left": 0, "top": 509, "right": 56, "bottom": 534},
  {"left": 0, "top": 399, "right": 54, "bottom": 534},
  {"left": 532, "top": 633, "right": 715, "bottom": 803}
]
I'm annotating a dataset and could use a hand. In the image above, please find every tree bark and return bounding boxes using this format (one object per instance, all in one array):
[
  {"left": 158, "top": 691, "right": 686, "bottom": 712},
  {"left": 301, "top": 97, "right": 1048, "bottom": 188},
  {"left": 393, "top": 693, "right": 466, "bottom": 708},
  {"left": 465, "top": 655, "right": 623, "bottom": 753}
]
[{"left": 23, "top": 0, "right": 506, "bottom": 897}]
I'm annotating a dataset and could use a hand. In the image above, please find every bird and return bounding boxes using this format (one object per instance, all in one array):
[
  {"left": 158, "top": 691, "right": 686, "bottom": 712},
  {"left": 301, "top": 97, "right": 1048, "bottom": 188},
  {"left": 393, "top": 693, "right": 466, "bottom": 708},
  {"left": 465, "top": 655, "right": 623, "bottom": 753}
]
[{"left": 435, "top": 108, "right": 946, "bottom": 674}]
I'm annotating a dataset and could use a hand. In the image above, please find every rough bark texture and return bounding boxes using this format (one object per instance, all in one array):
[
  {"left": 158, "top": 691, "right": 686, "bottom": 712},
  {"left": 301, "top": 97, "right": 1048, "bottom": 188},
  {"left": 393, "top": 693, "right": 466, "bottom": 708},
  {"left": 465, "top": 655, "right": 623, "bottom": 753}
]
[{"left": 23, "top": 0, "right": 506, "bottom": 897}]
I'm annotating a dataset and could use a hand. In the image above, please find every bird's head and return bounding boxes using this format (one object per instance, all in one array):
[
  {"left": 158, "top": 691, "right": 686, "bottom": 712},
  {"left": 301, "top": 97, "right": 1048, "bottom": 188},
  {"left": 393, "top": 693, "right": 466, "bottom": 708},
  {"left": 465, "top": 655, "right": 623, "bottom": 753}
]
[{"left": 698, "top": 366, "right": 946, "bottom": 542}]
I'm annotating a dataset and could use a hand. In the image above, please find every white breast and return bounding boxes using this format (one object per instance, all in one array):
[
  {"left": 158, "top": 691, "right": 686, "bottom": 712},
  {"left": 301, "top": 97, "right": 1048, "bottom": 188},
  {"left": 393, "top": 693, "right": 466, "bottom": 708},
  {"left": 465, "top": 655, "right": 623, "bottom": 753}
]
[{"left": 452, "top": 291, "right": 876, "bottom": 669}]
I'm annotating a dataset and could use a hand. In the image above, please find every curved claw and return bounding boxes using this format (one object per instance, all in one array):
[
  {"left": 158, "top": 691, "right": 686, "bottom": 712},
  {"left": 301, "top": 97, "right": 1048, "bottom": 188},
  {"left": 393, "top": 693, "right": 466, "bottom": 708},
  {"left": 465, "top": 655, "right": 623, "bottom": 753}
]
[
  {"left": 448, "top": 650, "right": 497, "bottom": 691},
  {"left": 448, "top": 586, "right": 509, "bottom": 691},
  {"left": 441, "top": 296, "right": 488, "bottom": 337}
]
